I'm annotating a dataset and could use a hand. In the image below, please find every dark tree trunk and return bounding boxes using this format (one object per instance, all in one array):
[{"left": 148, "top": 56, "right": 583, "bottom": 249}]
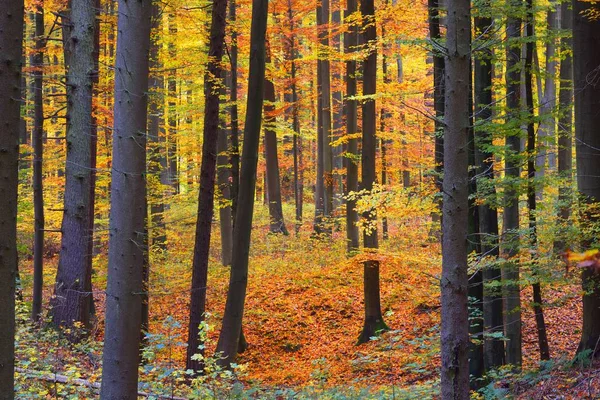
[
  {"left": 51, "top": 0, "right": 97, "bottom": 333},
  {"left": 167, "top": 14, "right": 178, "bottom": 193},
  {"left": 554, "top": 0, "right": 572, "bottom": 254},
  {"left": 147, "top": 1, "right": 167, "bottom": 251},
  {"left": 229, "top": 0, "right": 241, "bottom": 225},
  {"left": 99, "top": 0, "right": 152, "bottom": 396},
  {"left": 503, "top": 0, "right": 523, "bottom": 368},
  {"left": 574, "top": 0, "right": 600, "bottom": 358},
  {"left": 344, "top": 0, "right": 360, "bottom": 253},
  {"left": 440, "top": 0, "right": 470, "bottom": 395},
  {"left": 380, "top": 20, "right": 390, "bottom": 241},
  {"left": 31, "top": 5, "right": 45, "bottom": 321},
  {"left": 288, "top": 0, "right": 303, "bottom": 234},
  {"left": 218, "top": 79, "right": 233, "bottom": 266},
  {"left": 186, "top": 0, "right": 228, "bottom": 373},
  {"left": 216, "top": 0, "right": 268, "bottom": 367},
  {"left": 428, "top": 0, "right": 444, "bottom": 238},
  {"left": 331, "top": 2, "right": 344, "bottom": 206},
  {"left": 264, "top": 46, "right": 288, "bottom": 235},
  {"left": 525, "top": 0, "right": 550, "bottom": 361},
  {"left": 473, "top": 8, "right": 505, "bottom": 369},
  {"left": 0, "top": 0, "right": 24, "bottom": 396},
  {"left": 357, "top": 0, "right": 388, "bottom": 345}
]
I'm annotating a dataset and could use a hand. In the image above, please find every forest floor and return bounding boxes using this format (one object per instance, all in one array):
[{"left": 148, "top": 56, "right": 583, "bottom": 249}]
[{"left": 16, "top": 200, "right": 598, "bottom": 397}]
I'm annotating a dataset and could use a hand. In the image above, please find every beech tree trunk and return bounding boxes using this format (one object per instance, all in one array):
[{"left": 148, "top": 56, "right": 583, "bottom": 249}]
[
  {"left": 51, "top": 0, "right": 97, "bottom": 332},
  {"left": 218, "top": 87, "right": 234, "bottom": 266},
  {"left": 99, "top": 0, "right": 152, "bottom": 396},
  {"left": 440, "top": 0, "right": 470, "bottom": 395},
  {"left": 502, "top": 0, "right": 523, "bottom": 368},
  {"left": 229, "top": 0, "right": 241, "bottom": 225},
  {"left": 0, "top": 1, "right": 24, "bottom": 396},
  {"left": 216, "top": 0, "right": 268, "bottom": 367},
  {"left": 186, "top": 0, "right": 228, "bottom": 372},
  {"left": 357, "top": 0, "right": 388, "bottom": 345},
  {"left": 31, "top": 5, "right": 45, "bottom": 321},
  {"left": 473, "top": 8, "right": 505, "bottom": 369},
  {"left": 344, "top": 0, "right": 360, "bottom": 253},
  {"left": 554, "top": 0, "right": 572, "bottom": 254},
  {"left": 167, "top": 14, "right": 178, "bottom": 193},
  {"left": 574, "top": 0, "right": 600, "bottom": 358}
]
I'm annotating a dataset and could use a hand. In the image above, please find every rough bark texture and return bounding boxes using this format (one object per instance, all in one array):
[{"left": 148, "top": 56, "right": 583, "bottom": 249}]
[
  {"left": 440, "top": 0, "right": 470, "bottom": 395},
  {"left": 473, "top": 10, "right": 505, "bottom": 369},
  {"left": 357, "top": 0, "right": 388, "bottom": 345},
  {"left": 32, "top": 5, "right": 45, "bottom": 321},
  {"left": 186, "top": 0, "right": 228, "bottom": 372},
  {"left": 574, "top": 0, "right": 600, "bottom": 357},
  {"left": 51, "top": 0, "right": 97, "bottom": 332},
  {"left": 216, "top": 0, "right": 268, "bottom": 367},
  {"left": 503, "top": 0, "right": 523, "bottom": 368},
  {"left": 0, "top": 1, "right": 24, "bottom": 397},
  {"left": 554, "top": 0, "right": 572, "bottom": 254},
  {"left": 99, "top": 0, "right": 152, "bottom": 396},
  {"left": 344, "top": 0, "right": 360, "bottom": 253},
  {"left": 525, "top": 0, "right": 550, "bottom": 361}
]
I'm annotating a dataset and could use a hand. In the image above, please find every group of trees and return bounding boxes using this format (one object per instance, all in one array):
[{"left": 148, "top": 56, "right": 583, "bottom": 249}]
[{"left": 1, "top": 0, "right": 600, "bottom": 398}]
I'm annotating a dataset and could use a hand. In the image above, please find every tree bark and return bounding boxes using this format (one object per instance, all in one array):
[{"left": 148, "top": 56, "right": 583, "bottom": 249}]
[
  {"left": 574, "top": 0, "right": 600, "bottom": 358},
  {"left": 344, "top": 0, "right": 360, "bottom": 253},
  {"left": 186, "top": 0, "right": 228, "bottom": 373},
  {"left": 357, "top": 0, "right": 388, "bottom": 345},
  {"left": 99, "top": 0, "right": 152, "bottom": 396},
  {"left": 264, "top": 46, "right": 288, "bottom": 235},
  {"left": 218, "top": 82, "right": 234, "bottom": 266},
  {"left": 0, "top": 0, "right": 24, "bottom": 397},
  {"left": 166, "top": 14, "right": 178, "bottom": 193},
  {"left": 51, "top": 0, "right": 97, "bottom": 333},
  {"left": 229, "top": 0, "right": 241, "bottom": 226},
  {"left": 216, "top": 0, "right": 268, "bottom": 367},
  {"left": 473, "top": 8, "right": 505, "bottom": 369},
  {"left": 503, "top": 0, "right": 523, "bottom": 368},
  {"left": 31, "top": 4, "right": 45, "bottom": 322},
  {"left": 440, "top": 0, "right": 470, "bottom": 395}
]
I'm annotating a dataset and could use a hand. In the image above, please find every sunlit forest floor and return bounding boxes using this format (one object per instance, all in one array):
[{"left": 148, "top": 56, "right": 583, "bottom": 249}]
[{"left": 15, "top": 195, "right": 592, "bottom": 397}]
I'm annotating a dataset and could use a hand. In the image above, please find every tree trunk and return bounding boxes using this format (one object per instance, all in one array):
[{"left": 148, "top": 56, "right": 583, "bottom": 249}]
[
  {"left": 148, "top": 1, "right": 167, "bottom": 251},
  {"left": 264, "top": 47, "right": 288, "bottom": 235},
  {"left": 218, "top": 80, "right": 234, "bottom": 266},
  {"left": 525, "top": 0, "right": 550, "bottom": 361},
  {"left": 473, "top": 8, "right": 505, "bottom": 369},
  {"left": 229, "top": 0, "right": 241, "bottom": 226},
  {"left": 167, "top": 14, "right": 178, "bottom": 193},
  {"left": 51, "top": 0, "right": 97, "bottom": 333},
  {"left": 502, "top": 0, "right": 523, "bottom": 368},
  {"left": 553, "top": 0, "right": 572, "bottom": 254},
  {"left": 331, "top": 3, "right": 344, "bottom": 207},
  {"left": 31, "top": 5, "right": 45, "bottom": 322},
  {"left": 186, "top": 0, "right": 228, "bottom": 373},
  {"left": 216, "top": 0, "right": 268, "bottom": 367},
  {"left": 574, "top": 0, "right": 600, "bottom": 358},
  {"left": 99, "top": 0, "right": 152, "bottom": 396},
  {"left": 357, "top": 0, "right": 388, "bottom": 345},
  {"left": 440, "top": 0, "right": 470, "bottom": 395},
  {"left": 0, "top": 0, "right": 24, "bottom": 396},
  {"left": 344, "top": 0, "right": 360, "bottom": 253}
]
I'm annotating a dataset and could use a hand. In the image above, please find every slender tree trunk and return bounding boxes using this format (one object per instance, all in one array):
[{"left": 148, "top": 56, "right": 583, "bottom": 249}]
[
  {"left": 503, "top": 0, "right": 523, "bottom": 368},
  {"left": 345, "top": 0, "right": 360, "bottom": 253},
  {"left": 264, "top": 46, "right": 288, "bottom": 235},
  {"left": 473, "top": 8, "right": 505, "bottom": 369},
  {"left": 148, "top": 1, "right": 167, "bottom": 251},
  {"left": 229, "top": 0, "right": 241, "bottom": 225},
  {"left": 380, "top": 19, "right": 390, "bottom": 241},
  {"left": 51, "top": 0, "right": 97, "bottom": 333},
  {"left": 167, "top": 14, "right": 178, "bottom": 193},
  {"left": 331, "top": 2, "right": 344, "bottom": 207},
  {"left": 186, "top": 0, "right": 228, "bottom": 373},
  {"left": 357, "top": 0, "right": 388, "bottom": 345},
  {"left": 31, "top": 5, "right": 45, "bottom": 322},
  {"left": 428, "top": 0, "right": 444, "bottom": 238},
  {"left": 216, "top": 0, "right": 268, "bottom": 367},
  {"left": 218, "top": 77, "right": 233, "bottom": 266},
  {"left": 99, "top": 0, "right": 152, "bottom": 396},
  {"left": 440, "top": 0, "right": 470, "bottom": 395},
  {"left": 574, "top": 0, "right": 600, "bottom": 358},
  {"left": 524, "top": 0, "right": 550, "bottom": 361},
  {"left": 0, "top": 1, "right": 24, "bottom": 396},
  {"left": 553, "top": 1, "right": 572, "bottom": 254}
]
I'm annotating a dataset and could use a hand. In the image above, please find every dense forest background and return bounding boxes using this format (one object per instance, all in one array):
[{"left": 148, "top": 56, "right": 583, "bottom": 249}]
[{"left": 1, "top": 0, "right": 600, "bottom": 398}]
